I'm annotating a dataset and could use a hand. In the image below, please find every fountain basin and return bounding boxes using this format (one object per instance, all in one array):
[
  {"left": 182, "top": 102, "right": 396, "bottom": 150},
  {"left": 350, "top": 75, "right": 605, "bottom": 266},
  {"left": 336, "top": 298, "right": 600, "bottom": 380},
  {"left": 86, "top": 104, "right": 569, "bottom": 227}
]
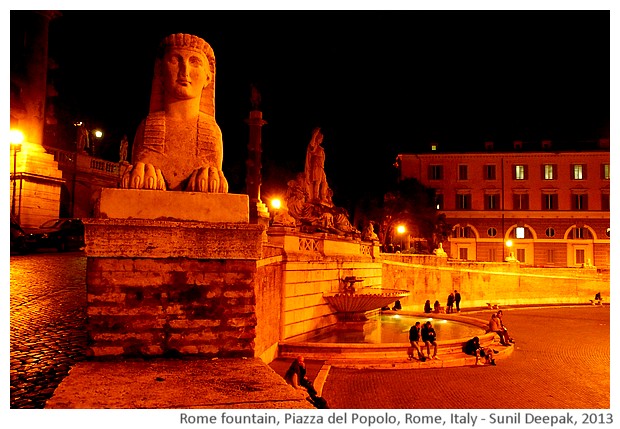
[{"left": 323, "top": 287, "right": 409, "bottom": 314}]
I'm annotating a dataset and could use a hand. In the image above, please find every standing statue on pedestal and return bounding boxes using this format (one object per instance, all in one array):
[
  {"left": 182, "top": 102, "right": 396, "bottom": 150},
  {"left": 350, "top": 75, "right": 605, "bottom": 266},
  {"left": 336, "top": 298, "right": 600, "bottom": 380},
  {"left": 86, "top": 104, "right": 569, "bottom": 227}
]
[
  {"left": 283, "top": 128, "right": 360, "bottom": 238},
  {"left": 76, "top": 124, "right": 89, "bottom": 154},
  {"left": 121, "top": 33, "right": 228, "bottom": 193},
  {"left": 304, "top": 127, "right": 330, "bottom": 204},
  {"left": 119, "top": 135, "right": 129, "bottom": 163}
]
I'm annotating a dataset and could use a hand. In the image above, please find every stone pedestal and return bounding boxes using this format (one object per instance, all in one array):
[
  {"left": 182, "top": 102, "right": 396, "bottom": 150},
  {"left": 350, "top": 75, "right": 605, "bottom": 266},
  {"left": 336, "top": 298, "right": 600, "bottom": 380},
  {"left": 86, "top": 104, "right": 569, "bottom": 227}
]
[{"left": 85, "top": 189, "right": 265, "bottom": 358}]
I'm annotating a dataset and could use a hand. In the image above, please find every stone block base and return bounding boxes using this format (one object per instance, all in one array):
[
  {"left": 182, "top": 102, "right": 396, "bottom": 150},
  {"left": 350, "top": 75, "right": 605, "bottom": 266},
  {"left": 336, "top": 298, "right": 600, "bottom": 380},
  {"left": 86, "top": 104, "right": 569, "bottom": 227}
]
[
  {"left": 95, "top": 188, "right": 249, "bottom": 223},
  {"left": 84, "top": 218, "right": 265, "bottom": 358}
]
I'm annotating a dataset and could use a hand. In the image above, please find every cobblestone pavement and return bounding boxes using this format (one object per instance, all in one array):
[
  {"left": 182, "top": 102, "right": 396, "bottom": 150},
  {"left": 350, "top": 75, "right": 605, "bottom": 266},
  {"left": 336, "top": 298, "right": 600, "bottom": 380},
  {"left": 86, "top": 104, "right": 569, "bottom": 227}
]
[
  {"left": 321, "top": 306, "right": 611, "bottom": 409},
  {"left": 9, "top": 252, "right": 88, "bottom": 409}
]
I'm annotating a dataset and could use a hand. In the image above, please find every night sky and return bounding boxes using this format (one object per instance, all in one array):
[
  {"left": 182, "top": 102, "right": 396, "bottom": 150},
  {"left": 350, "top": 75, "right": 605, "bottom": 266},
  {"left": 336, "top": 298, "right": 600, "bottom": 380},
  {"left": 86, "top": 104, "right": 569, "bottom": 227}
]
[{"left": 44, "top": 9, "right": 610, "bottom": 207}]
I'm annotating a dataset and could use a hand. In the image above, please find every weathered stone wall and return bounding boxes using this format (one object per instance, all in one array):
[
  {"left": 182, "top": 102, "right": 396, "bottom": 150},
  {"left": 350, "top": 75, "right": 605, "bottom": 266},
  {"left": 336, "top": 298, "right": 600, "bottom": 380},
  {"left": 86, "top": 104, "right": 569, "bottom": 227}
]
[
  {"left": 254, "top": 244, "right": 285, "bottom": 363},
  {"left": 268, "top": 230, "right": 383, "bottom": 342},
  {"left": 381, "top": 254, "right": 610, "bottom": 312},
  {"left": 84, "top": 218, "right": 264, "bottom": 358},
  {"left": 87, "top": 257, "right": 258, "bottom": 357}
]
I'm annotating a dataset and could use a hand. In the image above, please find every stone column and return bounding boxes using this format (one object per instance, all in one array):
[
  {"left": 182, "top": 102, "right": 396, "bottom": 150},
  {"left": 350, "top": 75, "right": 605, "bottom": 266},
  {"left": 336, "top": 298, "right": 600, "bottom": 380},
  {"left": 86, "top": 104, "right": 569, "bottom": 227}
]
[{"left": 245, "top": 110, "right": 270, "bottom": 226}]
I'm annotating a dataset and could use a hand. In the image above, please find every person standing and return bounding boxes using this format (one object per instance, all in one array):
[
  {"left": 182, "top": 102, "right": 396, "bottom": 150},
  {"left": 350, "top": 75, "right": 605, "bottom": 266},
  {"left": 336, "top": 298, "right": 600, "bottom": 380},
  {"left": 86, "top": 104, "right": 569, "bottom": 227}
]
[
  {"left": 408, "top": 322, "right": 425, "bottom": 361},
  {"left": 446, "top": 292, "right": 455, "bottom": 314},
  {"left": 422, "top": 321, "right": 439, "bottom": 359},
  {"left": 454, "top": 290, "right": 462, "bottom": 312}
]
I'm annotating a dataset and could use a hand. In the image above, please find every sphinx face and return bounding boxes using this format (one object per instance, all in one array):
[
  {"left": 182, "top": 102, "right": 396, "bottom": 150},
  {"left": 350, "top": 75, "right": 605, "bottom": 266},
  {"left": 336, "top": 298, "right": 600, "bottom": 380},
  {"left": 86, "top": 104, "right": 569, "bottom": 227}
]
[{"left": 162, "top": 47, "right": 211, "bottom": 101}]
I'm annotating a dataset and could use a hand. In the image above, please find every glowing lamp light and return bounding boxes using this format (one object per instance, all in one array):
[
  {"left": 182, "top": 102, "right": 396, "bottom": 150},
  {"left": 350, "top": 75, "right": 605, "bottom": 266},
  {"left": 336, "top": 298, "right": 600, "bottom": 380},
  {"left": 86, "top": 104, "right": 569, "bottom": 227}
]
[
  {"left": 271, "top": 198, "right": 282, "bottom": 210},
  {"left": 93, "top": 130, "right": 103, "bottom": 138},
  {"left": 506, "top": 239, "right": 513, "bottom": 248},
  {"left": 10, "top": 129, "right": 25, "bottom": 145},
  {"left": 396, "top": 225, "right": 406, "bottom": 235}
]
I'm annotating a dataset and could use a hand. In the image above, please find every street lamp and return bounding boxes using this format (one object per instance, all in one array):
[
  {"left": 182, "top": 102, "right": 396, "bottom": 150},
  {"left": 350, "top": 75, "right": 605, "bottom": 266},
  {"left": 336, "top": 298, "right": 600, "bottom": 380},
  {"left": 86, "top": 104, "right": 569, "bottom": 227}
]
[
  {"left": 92, "top": 129, "right": 103, "bottom": 156},
  {"left": 396, "top": 224, "right": 406, "bottom": 252},
  {"left": 505, "top": 239, "right": 516, "bottom": 261},
  {"left": 270, "top": 198, "right": 282, "bottom": 210},
  {"left": 10, "top": 129, "right": 24, "bottom": 220}
]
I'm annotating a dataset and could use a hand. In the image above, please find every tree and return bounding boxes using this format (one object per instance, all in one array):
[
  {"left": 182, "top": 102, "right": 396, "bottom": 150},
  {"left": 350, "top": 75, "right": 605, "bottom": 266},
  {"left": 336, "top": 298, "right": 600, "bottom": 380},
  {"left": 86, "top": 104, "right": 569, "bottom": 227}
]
[{"left": 376, "top": 178, "right": 451, "bottom": 253}]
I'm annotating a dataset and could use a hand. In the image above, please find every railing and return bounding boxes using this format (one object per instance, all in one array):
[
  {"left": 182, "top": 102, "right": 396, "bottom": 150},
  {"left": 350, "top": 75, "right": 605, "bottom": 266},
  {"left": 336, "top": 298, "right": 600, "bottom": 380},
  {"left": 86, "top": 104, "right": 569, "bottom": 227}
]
[{"left": 45, "top": 146, "right": 120, "bottom": 178}]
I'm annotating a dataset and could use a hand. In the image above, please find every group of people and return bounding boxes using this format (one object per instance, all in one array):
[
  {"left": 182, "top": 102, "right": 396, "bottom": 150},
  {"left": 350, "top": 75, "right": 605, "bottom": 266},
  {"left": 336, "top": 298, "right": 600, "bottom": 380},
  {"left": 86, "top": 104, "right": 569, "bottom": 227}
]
[
  {"left": 463, "top": 310, "right": 514, "bottom": 365},
  {"left": 463, "top": 336, "right": 497, "bottom": 365},
  {"left": 408, "top": 320, "right": 439, "bottom": 361},
  {"left": 423, "top": 290, "right": 462, "bottom": 314},
  {"left": 446, "top": 290, "right": 461, "bottom": 313}
]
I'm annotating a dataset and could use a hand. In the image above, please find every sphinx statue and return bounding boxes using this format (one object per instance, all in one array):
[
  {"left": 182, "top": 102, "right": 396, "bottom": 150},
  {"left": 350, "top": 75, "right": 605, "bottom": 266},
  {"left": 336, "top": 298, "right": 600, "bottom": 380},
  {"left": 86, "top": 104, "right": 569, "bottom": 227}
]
[{"left": 121, "top": 33, "right": 228, "bottom": 193}]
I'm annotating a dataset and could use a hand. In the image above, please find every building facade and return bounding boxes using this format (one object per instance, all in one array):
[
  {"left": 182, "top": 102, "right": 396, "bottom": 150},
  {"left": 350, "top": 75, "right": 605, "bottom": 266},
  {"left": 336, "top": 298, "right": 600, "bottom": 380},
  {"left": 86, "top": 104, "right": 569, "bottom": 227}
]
[{"left": 396, "top": 140, "right": 610, "bottom": 268}]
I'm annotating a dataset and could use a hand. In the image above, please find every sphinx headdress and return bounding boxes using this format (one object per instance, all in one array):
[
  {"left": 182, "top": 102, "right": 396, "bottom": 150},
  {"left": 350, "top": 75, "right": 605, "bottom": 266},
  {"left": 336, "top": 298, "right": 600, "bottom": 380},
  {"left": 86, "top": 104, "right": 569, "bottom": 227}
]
[{"left": 148, "top": 33, "right": 217, "bottom": 117}]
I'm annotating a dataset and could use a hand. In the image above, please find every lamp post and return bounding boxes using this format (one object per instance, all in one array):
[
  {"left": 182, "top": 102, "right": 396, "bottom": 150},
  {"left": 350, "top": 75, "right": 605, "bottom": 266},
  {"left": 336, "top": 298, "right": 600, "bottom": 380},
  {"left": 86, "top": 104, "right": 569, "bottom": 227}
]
[
  {"left": 10, "top": 129, "right": 24, "bottom": 221},
  {"left": 396, "top": 224, "right": 406, "bottom": 253},
  {"left": 505, "top": 239, "right": 514, "bottom": 261},
  {"left": 92, "top": 129, "right": 103, "bottom": 156},
  {"left": 269, "top": 198, "right": 281, "bottom": 226}
]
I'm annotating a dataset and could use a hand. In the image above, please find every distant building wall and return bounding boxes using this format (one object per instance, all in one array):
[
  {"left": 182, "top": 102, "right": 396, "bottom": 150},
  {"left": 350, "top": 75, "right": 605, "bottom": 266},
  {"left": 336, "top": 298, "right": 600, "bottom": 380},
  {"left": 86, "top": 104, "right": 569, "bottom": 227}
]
[
  {"left": 397, "top": 148, "right": 610, "bottom": 267},
  {"left": 381, "top": 254, "right": 609, "bottom": 311}
]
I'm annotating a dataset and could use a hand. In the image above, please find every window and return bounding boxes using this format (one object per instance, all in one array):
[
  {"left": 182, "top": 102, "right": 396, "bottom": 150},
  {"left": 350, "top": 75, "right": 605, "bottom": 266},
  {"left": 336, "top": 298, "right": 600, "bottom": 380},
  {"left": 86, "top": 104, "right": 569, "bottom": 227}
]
[
  {"left": 543, "top": 164, "right": 556, "bottom": 180},
  {"left": 513, "top": 193, "right": 529, "bottom": 210},
  {"left": 515, "top": 227, "right": 525, "bottom": 239},
  {"left": 601, "top": 163, "right": 610, "bottom": 180},
  {"left": 545, "top": 227, "right": 555, "bottom": 238},
  {"left": 572, "top": 164, "right": 586, "bottom": 180},
  {"left": 514, "top": 165, "right": 527, "bottom": 180},
  {"left": 572, "top": 227, "right": 590, "bottom": 239},
  {"left": 459, "top": 248, "right": 469, "bottom": 260},
  {"left": 572, "top": 194, "right": 588, "bottom": 210},
  {"left": 516, "top": 249, "right": 525, "bottom": 262},
  {"left": 547, "top": 249, "right": 555, "bottom": 264},
  {"left": 487, "top": 227, "right": 497, "bottom": 237},
  {"left": 602, "top": 194, "right": 610, "bottom": 210},
  {"left": 484, "top": 165, "right": 496, "bottom": 180},
  {"left": 454, "top": 226, "right": 472, "bottom": 238},
  {"left": 458, "top": 165, "right": 468, "bottom": 180},
  {"left": 429, "top": 165, "right": 443, "bottom": 180},
  {"left": 575, "top": 249, "right": 585, "bottom": 265},
  {"left": 457, "top": 193, "right": 471, "bottom": 210},
  {"left": 509, "top": 226, "right": 532, "bottom": 239},
  {"left": 485, "top": 194, "right": 499, "bottom": 210},
  {"left": 435, "top": 194, "right": 444, "bottom": 210},
  {"left": 542, "top": 193, "right": 558, "bottom": 210}
]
